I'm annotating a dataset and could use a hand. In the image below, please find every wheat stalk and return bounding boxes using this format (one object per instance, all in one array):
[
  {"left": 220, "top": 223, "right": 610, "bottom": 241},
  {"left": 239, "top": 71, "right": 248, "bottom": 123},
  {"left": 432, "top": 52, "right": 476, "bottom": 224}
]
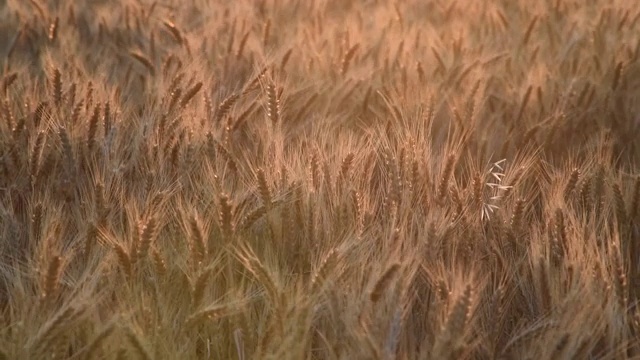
[
  {"left": 191, "top": 269, "right": 212, "bottom": 309},
  {"left": 125, "top": 326, "right": 152, "bottom": 360},
  {"left": 83, "top": 324, "right": 115, "bottom": 360},
  {"left": 236, "top": 243, "right": 279, "bottom": 306},
  {"left": 30, "top": 304, "right": 86, "bottom": 355},
  {"left": 433, "top": 284, "right": 473, "bottom": 359}
]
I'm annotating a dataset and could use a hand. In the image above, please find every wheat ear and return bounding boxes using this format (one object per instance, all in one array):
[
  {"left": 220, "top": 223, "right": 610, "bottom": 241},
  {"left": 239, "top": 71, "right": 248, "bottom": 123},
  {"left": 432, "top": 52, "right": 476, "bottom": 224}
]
[
  {"left": 41, "top": 255, "right": 63, "bottom": 301},
  {"left": 370, "top": 263, "right": 401, "bottom": 303},
  {"left": 180, "top": 81, "right": 203, "bottom": 108}
]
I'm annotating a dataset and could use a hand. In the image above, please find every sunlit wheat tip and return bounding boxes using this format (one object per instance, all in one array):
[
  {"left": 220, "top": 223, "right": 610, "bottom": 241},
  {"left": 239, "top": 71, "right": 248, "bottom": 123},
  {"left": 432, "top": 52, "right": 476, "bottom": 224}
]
[{"left": 48, "top": 16, "right": 59, "bottom": 42}]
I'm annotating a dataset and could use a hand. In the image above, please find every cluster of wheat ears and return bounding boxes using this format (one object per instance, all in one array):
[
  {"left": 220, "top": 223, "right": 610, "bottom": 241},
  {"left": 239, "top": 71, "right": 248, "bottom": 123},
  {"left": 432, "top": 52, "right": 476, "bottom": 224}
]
[{"left": 1, "top": 0, "right": 640, "bottom": 359}]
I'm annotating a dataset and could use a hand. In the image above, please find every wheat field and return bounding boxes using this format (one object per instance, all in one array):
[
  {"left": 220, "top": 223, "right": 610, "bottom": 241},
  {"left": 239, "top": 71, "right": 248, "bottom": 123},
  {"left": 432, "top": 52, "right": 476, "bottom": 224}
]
[{"left": 1, "top": 0, "right": 640, "bottom": 359}]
